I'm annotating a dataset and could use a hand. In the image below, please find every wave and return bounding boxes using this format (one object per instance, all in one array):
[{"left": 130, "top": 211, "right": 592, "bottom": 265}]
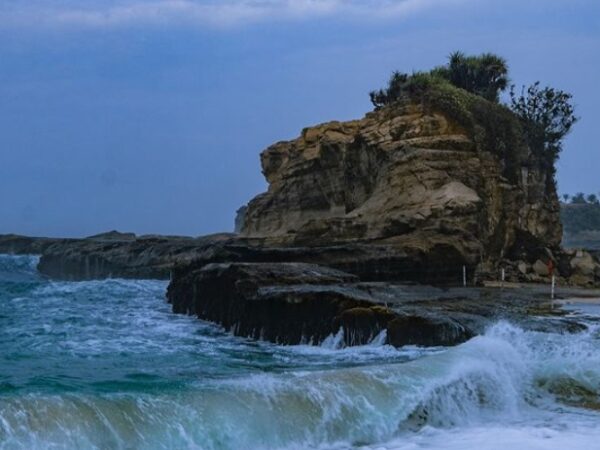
[
  {"left": 1, "top": 322, "right": 599, "bottom": 450},
  {"left": 0, "top": 254, "right": 40, "bottom": 283}
]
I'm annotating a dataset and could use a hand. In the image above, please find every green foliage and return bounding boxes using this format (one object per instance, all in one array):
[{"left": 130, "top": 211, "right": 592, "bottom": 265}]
[
  {"left": 561, "top": 202, "right": 600, "bottom": 234},
  {"left": 434, "top": 51, "right": 509, "bottom": 102},
  {"left": 571, "top": 192, "right": 587, "bottom": 204},
  {"left": 509, "top": 82, "right": 578, "bottom": 170},
  {"left": 368, "top": 52, "right": 577, "bottom": 187},
  {"left": 565, "top": 192, "right": 600, "bottom": 206},
  {"left": 561, "top": 193, "right": 600, "bottom": 247},
  {"left": 369, "top": 51, "right": 509, "bottom": 108},
  {"left": 369, "top": 71, "right": 410, "bottom": 108},
  {"left": 414, "top": 73, "right": 475, "bottom": 128},
  {"left": 374, "top": 71, "right": 528, "bottom": 183}
]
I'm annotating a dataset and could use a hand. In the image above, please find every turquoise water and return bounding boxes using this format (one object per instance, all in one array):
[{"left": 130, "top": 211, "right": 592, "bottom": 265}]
[{"left": 1, "top": 254, "right": 600, "bottom": 449}]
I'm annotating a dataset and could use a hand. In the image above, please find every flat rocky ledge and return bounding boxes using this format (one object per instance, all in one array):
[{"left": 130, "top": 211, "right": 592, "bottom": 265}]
[
  {"left": 2, "top": 233, "right": 597, "bottom": 349},
  {"left": 0, "top": 232, "right": 236, "bottom": 280},
  {"left": 167, "top": 261, "right": 589, "bottom": 349}
]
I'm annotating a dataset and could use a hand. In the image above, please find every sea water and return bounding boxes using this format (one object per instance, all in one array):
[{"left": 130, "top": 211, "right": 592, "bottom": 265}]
[{"left": 1, "top": 254, "right": 599, "bottom": 450}]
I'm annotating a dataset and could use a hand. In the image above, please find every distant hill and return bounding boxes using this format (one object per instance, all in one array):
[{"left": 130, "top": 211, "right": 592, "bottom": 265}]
[{"left": 561, "top": 202, "right": 600, "bottom": 249}]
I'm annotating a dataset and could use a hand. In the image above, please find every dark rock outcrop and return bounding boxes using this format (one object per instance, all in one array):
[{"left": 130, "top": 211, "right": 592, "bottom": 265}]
[
  {"left": 0, "top": 234, "right": 65, "bottom": 255},
  {"left": 167, "top": 261, "right": 586, "bottom": 348},
  {"left": 167, "top": 262, "right": 473, "bottom": 347},
  {"left": 169, "top": 239, "right": 475, "bottom": 284},
  {"left": 0, "top": 232, "right": 236, "bottom": 280},
  {"left": 37, "top": 233, "right": 237, "bottom": 280}
]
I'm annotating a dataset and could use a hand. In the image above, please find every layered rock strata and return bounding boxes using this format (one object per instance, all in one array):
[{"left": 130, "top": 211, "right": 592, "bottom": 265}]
[{"left": 240, "top": 100, "right": 562, "bottom": 280}]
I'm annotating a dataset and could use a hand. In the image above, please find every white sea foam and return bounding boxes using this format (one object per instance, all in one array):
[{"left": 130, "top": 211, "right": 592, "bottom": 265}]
[
  {"left": 1, "top": 321, "right": 599, "bottom": 450},
  {"left": 370, "top": 420, "right": 600, "bottom": 450},
  {"left": 1, "top": 255, "right": 600, "bottom": 449}
]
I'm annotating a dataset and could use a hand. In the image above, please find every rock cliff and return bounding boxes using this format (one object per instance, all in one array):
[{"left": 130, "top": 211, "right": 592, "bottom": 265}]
[
  {"left": 241, "top": 95, "right": 562, "bottom": 280},
  {"left": 163, "top": 85, "right": 586, "bottom": 348}
]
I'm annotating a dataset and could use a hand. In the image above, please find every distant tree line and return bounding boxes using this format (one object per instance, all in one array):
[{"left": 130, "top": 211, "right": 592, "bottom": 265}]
[
  {"left": 561, "top": 193, "right": 600, "bottom": 235},
  {"left": 369, "top": 52, "right": 578, "bottom": 181},
  {"left": 562, "top": 193, "right": 600, "bottom": 205}
]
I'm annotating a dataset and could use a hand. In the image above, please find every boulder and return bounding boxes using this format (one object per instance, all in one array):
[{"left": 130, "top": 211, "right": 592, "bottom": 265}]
[
  {"left": 517, "top": 261, "right": 529, "bottom": 275},
  {"left": 533, "top": 259, "right": 550, "bottom": 277},
  {"left": 570, "top": 251, "right": 596, "bottom": 277},
  {"left": 386, "top": 314, "right": 468, "bottom": 347}
]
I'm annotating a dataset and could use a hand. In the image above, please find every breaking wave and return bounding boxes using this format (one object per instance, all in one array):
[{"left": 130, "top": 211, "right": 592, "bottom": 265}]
[{"left": 0, "top": 255, "right": 599, "bottom": 449}]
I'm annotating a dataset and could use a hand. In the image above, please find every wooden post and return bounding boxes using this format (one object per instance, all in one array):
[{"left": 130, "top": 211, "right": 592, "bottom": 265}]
[
  {"left": 501, "top": 268, "right": 505, "bottom": 289},
  {"left": 463, "top": 265, "right": 467, "bottom": 287},
  {"left": 551, "top": 275, "right": 556, "bottom": 301}
]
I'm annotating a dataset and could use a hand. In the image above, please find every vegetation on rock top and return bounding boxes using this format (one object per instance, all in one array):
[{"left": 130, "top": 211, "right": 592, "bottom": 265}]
[{"left": 370, "top": 52, "right": 578, "bottom": 187}]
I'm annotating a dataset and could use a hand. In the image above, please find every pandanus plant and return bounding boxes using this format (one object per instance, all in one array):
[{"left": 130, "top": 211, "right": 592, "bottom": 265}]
[{"left": 435, "top": 51, "right": 509, "bottom": 103}]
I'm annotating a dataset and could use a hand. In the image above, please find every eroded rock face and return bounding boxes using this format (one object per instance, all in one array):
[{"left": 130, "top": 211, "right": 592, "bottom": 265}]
[
  {"left": 168, "top": 262, "right": 365, "bottom": 344},
  {"left": 166, "top": 262, "right": 473, "bottom": 347},
  {"left": 166, "top": 261, "right": 590, "bottom": 348},
  {"left": 241, "top": 102, "right": 561, "bottom": 276}
]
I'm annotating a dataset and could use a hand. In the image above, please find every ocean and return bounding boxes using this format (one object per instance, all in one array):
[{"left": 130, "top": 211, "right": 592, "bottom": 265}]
[{"left": 1, "top": 254, "right": 599, "bottom": 450}]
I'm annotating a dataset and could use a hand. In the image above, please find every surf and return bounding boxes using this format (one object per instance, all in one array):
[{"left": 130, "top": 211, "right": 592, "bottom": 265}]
[{"left": 0, "top": 255, "right": 599, "bottom": 449}]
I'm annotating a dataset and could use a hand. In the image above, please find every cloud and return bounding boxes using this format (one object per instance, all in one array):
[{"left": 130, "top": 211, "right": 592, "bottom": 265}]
[{"left": 0, "top": 0, "right": 470, "bottom": 29}]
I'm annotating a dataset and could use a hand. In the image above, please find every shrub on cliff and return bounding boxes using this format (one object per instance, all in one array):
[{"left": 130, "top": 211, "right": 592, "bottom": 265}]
[
  {"left": 432, "top": 51, "right": 509, "bottom": 102},
  {"left": 509, "top": 82, "right": 578, "bottom": 171},
  {"left": 370, "top": 70, "right": 528, "bottom": 184},
  {"left": 369, "top": 51, "right": 508, "bottom": 108},
  {"left": 370, "top": 53, "right": 577, "bottom": 187}
]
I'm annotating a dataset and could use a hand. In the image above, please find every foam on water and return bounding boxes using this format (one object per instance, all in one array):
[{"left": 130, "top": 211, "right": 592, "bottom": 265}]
[{"left": 1, "top": 255, "right": 600, "bottom": 449}]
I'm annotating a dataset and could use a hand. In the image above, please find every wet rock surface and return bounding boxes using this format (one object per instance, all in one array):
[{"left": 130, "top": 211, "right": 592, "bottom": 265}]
[
  {"left": 0, "top": 232, "right": 236, "bottom": 280},
  {"left": 167, "top": 262, "right": 471, "bottom": 347},
  {"left": 167, "top": 261, "right": 588, "bottom": 348}
]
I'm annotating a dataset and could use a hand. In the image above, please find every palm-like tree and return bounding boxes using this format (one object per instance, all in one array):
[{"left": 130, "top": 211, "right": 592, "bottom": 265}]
[
  {"left": 440, "top": 51, "right": 509, "bottom": 102},
  {"left": 369, "top": 51, "right": 510, "bottom": 108}
]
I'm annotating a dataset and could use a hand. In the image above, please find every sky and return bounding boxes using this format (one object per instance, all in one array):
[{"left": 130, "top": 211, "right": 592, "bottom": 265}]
[{"left": 0, "top": 0, "right": 599, "bottom": 237}]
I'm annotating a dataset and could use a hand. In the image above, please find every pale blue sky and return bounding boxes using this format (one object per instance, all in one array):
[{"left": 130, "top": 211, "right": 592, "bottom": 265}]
[{"left": 0, "top": 0, "right": 598, "bottom": 237}]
